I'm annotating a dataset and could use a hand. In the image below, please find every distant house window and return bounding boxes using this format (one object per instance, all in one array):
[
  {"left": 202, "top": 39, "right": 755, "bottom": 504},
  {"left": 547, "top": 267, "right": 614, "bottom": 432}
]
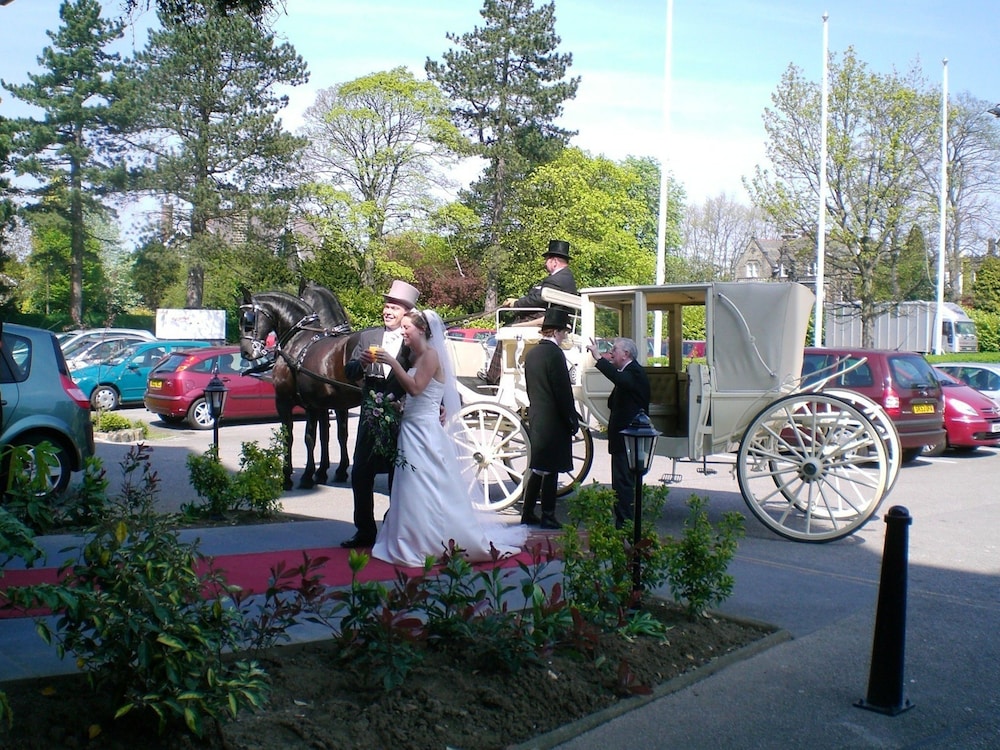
[{"left": 746, "top": 261, "right": 760, "bottom": 278}]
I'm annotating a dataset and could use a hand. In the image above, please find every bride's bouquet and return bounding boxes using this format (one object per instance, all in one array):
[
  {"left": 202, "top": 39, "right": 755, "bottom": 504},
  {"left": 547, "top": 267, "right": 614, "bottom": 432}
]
[{"left": 363, "top": 390, "right": 410, "bottom": 469}]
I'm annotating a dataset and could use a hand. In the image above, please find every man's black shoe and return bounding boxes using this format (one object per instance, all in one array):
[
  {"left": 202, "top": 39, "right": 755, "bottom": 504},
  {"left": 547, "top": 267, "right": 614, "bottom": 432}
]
[{"left": 340, "top": 534, "right": 375, "bottom": 548}]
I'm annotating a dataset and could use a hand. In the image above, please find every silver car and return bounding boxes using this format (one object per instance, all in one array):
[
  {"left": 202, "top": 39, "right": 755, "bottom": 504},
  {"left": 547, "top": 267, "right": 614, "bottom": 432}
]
[{"left": 934, "top": 362, "right": 1000, "bottom": 405}]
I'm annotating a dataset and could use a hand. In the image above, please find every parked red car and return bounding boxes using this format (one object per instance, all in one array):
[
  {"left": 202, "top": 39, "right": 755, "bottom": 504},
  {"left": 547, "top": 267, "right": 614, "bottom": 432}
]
[
  {"left": 929, "top": 366, "right": 1000, "bottom": 453},
  {"left": 446, "top": 327, "right": 493, "bottom": 343},
  {"left": 144, "top": 346, "right": 299, "bottom": 429}
]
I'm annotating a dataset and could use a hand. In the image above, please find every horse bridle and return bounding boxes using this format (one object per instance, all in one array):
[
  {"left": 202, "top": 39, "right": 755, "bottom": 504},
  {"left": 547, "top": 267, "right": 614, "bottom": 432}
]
[{"left": 239, "top": 301, "right": 359, "bottom": 391}]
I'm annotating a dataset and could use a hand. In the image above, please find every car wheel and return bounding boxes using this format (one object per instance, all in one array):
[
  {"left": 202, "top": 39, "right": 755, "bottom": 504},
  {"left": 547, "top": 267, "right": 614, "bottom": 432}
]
[
  {"left": 901, "top": 446, "right": 924, "bottom": 464},
  {"left": 90, "top": 385, "right": 120, "bottom": 411},
  {"left": 7, "top": 437, "right": 74, "bottom": 495},
  {"left": 187, "top": 397, "right": 215, "bottom": 430}
]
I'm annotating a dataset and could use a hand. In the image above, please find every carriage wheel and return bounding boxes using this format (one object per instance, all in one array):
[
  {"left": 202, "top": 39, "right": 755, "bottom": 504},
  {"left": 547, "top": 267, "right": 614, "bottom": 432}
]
[
  {"left": 736, "top": 393, "right": 889, "bottom": 543},
  {"left": 558, "top": 425, "right": 594, "bottom": 496},
  {"left": 453, "top": 403, "right": 530, "bottom": 512},
  {"left": 823, "top": 388, "right": 901, "bottom": 491}
]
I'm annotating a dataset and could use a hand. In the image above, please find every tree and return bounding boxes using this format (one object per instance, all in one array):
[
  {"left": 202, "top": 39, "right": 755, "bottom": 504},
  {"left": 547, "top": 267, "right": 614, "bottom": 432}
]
[
  {"left": 915, "top": 92, "right": 1000, "bottom": 298},
  {"left": 129, "top": 232, "right": 180, "bottom": 309},
  {"left": 297, "top": 67, "right": 467, "bottom": 290},
  {"left": 3, "top": 0, "right": 127, "bottom": 326},
  {"left": 127, "top": 6, "right": 307, "bottom": 307},
  {"left": 746, "top": 48, "right": 937, "bottom": 346},
  {"left": 682, "top": 193, "right": 774, "bottom": 279},
  {"left": 972, "top": 255, "right": 1000, "bottom": 314},
  {"left": 504, "top": 148, "right": 655, "bottom": 294},
  {"left": 0, "top": 115, "right": 18, "bottom": 313},
  {"left": 426, "top": 0, "right": 580, "bottom": 310}
]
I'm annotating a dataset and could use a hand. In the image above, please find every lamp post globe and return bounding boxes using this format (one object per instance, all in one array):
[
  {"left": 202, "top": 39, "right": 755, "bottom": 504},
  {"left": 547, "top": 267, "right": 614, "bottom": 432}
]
[
  {"left": 203, "top": 366, "right": 229, "bottom": 452},
  {"left": 620, "top": 410, "right": 660, "bottom": 594}
]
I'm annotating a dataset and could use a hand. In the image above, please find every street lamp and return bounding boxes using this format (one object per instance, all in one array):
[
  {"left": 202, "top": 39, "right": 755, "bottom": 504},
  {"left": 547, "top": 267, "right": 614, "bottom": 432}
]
[
  {"left": 987, "top": 104, "right": 1000, "bottom": 118},
  {"left": 203, "top": 365, "right": 229, "bottom": 453},
  {"left": 621, "top": 409, "right": 661, "bottom": 594}
]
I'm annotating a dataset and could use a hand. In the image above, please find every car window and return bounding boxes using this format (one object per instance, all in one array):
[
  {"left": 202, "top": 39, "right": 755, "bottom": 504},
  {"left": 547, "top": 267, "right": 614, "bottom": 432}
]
[
  {"left": 889, "top": 356, "right": 933, "bottom": 388},
  {"left": 1, "top": 332, "right": 31, "bottom": 382},
  {"left": 838, "top": 357, "right": 873, "bottom": 387}
]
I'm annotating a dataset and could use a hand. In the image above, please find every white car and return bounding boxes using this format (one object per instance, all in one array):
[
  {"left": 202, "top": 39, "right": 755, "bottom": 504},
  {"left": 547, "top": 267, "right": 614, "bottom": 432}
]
[
  {"left": 934, "top": 362, "right": 1000, "bottom": 404},
  {"left": 58, "top": 327, "right": 156, "bottom": 355}
]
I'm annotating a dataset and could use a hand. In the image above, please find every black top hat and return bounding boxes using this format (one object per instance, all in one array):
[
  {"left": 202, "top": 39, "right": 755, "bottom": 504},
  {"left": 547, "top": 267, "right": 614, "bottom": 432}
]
[
  {"left": 540, "top": 307, "right": 572, "bottom": 331},
  {"left": 543, "top": 239, "right": 571, "bottom": 260}
]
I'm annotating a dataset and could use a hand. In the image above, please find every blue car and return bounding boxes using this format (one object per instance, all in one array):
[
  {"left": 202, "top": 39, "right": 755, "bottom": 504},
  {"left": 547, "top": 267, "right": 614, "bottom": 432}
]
[{"left": 74, "top": 339, "right": 212, "bottom": 411}]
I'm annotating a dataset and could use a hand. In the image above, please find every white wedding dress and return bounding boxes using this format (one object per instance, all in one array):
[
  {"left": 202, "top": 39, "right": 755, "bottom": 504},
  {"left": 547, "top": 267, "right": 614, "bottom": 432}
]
[{"left": 372, "top": 373, "right": 527, "bottom": 567}]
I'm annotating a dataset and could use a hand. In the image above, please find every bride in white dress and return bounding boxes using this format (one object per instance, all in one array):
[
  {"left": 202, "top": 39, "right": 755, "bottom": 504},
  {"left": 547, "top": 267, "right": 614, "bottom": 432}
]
[{"left": 370, "top": 309, "right": 527, "bottom": 567}]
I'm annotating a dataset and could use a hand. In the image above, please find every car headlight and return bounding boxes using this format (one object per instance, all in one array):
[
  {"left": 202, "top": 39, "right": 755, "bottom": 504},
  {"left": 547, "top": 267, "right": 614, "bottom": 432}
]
[{"left": 951, "top": 399, "right": 978, "bottom": 417}]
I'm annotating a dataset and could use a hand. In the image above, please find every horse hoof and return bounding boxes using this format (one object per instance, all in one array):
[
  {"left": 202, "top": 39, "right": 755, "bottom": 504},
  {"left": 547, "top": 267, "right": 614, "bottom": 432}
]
[
  {"left": 313, "top": 472, "right": 328, "bottom": 486},
  {"left": 334, "top": 471, "right": 349, "bottom": 484},
  {"left": 298, "top": 478, "right": 316, "bottom": 490},
  {"left": 283, "top": 479, "right": 294, "bottom": 491}
]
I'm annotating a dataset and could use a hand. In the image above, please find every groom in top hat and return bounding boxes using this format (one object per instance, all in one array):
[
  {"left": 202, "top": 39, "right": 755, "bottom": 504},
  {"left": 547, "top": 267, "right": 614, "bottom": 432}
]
[
  {"left": 504, "top": 239, "right": 578, "bottom": 312},
  {"left": 341, "top": 279, "right": 419, "bottom": 548}
]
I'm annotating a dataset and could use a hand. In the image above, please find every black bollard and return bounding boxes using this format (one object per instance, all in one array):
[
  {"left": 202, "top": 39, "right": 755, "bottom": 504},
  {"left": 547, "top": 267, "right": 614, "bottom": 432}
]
[{"left": 855, "top": 505, "right": 914, "bottom": 715}]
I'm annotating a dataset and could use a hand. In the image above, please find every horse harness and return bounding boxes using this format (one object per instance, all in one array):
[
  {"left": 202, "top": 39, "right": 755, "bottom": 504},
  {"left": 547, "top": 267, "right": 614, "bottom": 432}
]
[{"left": 240, "top": 302, "right": 360, "bottom": 392}]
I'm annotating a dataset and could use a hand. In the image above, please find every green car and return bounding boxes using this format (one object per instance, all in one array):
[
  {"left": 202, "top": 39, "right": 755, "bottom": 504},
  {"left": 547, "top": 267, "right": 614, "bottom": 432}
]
[
  {"left": 2, "top": 321, "right": 95, "bottom": 493},
  {"left": 73, "top": 339, "right": 212, "bottom": 411}
]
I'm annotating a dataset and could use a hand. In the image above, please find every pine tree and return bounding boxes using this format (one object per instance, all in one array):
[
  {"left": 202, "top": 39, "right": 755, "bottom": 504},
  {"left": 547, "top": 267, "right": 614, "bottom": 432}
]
[
  {"left": 127, "top": 6, "right": 307, "bottom": 307},
  {"left": 2, "top": 0, "right": 127, "bottom": 325},
  {"left": 426, "top": 0, "right": 579, "bottom": 310}
]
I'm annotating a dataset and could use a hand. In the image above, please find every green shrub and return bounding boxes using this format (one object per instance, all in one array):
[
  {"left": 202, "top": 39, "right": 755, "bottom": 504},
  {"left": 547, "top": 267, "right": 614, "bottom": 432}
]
[
  {"left": 559, "top": 481, "right": 672, "bottom": 627},
  {"left": 6, "top": 446, "right": 270, "bottom": 737},
  {"left": 185, "top": 431, "right": 284, "bottom": 517},
  {"left": 664, "top": 495, "right": 744, "bottom": 619},
  {"left": 92, "top": 411, "right": 148, "bottom": 437}
]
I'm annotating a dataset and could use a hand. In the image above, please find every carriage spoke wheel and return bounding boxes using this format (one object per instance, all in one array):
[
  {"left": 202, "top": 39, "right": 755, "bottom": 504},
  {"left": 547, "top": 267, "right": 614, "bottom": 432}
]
[
  {"left": 453, "top": 403, "right": 529, "bottom": 512},
  {"left": 737, "top": 393, "right": 890, "bottom": 542},
  {"left": 558, "top": 425, "right": 594, "bottom": 496},
  {"left": 822, "top": 388, "right": 901, "bottom": 492}
]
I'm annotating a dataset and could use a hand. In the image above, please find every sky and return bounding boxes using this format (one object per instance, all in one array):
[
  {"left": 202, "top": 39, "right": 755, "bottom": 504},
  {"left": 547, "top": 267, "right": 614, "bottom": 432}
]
[{"left": 1, "top": 0, "right": 998, "bottom": 213}]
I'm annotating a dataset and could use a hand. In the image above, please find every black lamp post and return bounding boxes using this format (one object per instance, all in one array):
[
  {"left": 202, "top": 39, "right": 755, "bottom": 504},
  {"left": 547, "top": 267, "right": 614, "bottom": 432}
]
[
  {"left": 203, "top": 365, "right": 229, "bottom": 453},
  {"left": 621, "top": 409, "right": 660, "bottom": 594}
]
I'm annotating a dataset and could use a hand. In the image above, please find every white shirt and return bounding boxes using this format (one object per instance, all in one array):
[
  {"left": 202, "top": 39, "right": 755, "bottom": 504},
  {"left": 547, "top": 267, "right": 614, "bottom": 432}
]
[{"left": 380, "top": 328, "right": 403, "bottom": 377}]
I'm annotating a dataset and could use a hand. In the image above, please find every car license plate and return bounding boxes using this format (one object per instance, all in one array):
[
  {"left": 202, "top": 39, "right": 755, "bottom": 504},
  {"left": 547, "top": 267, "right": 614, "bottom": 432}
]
[
  {"left": 148, "top": 379, "right": 162, "bottom": 389},
  {"left": 991, "top": 422, "right": 1000, "bottom": 433},
  {"left": 912, "top": 403, "right": 934, "bottom": 414}
]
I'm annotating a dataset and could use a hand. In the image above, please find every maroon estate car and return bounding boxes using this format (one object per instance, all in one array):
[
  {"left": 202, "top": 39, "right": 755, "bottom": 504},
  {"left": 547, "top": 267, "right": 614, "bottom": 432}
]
[
  {"left": 930, "top": 366, "right": 1000, "bottom": 453},
  {"left": 144, "top": 346, "right": 298, "bottom": 429},
  {"left": 802, "top": 347, "right": 945, "bottom": 463}
]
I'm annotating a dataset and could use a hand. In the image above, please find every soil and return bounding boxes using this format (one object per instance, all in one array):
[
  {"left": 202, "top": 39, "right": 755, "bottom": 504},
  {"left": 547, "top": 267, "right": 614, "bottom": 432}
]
[{"left": 0, "top": 599, "right": 776, "bottom": 750}]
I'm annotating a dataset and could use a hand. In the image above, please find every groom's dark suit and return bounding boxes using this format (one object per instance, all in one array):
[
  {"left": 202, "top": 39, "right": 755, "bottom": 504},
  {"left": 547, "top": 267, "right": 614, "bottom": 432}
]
[{"left": 345, "top": 327, "right": 413, "bottom": 543}]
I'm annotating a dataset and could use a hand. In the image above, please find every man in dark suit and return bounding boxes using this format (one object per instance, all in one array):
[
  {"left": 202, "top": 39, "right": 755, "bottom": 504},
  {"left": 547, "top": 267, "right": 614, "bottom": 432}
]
[
  {"left": 521, "top": 307, "right": 579, "bottom": 529},
  {"left": 341, "top": 279, "right": 420, "bottom": 548},
  {"left": 586, "top": 337, "right": 651, "bottom": 528},
  {"left": 504, "top": 238, "right": 578, "bottom": 314}
]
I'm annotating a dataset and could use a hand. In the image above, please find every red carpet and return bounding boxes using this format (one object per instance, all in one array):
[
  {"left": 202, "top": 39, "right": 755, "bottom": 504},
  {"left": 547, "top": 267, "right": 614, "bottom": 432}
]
[{"left": 1, "top": 534, "right": 558, "bottom": 620}]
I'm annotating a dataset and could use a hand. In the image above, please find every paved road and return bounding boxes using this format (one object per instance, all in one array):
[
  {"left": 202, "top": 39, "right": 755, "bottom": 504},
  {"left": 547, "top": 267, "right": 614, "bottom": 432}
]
[{"left": 90, "top": 406, "right": 1000, "bottom": 748}]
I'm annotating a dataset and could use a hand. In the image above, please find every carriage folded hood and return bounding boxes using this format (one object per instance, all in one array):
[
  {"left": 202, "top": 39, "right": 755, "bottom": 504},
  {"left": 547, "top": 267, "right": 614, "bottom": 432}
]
[{"left": 709, "top": 282, "right": 814, "bottom": 394}]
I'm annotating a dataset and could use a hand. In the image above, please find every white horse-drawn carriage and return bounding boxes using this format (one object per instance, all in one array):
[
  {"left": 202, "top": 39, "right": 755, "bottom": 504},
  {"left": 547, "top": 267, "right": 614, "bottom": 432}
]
[{"left": 447, "top": 281, "right": 898, "bottom": 542}]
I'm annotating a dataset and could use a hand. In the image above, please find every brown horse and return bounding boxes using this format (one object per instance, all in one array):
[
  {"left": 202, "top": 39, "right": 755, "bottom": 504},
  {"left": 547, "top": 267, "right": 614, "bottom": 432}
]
[{"left": 238, "top": 288, "right": 364, "bottom": 490}]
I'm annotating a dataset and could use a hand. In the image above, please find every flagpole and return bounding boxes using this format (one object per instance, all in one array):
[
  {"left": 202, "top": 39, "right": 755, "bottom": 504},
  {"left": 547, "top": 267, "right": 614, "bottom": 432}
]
[
  {"left": 814, "top": 12, "right": 829, "bottom": 347},
  {"left": 934, "top": 58, "right": 948, "bottom": 355},
  {"left": 653, "top": 0, "right": 673, "bottom": 359}
]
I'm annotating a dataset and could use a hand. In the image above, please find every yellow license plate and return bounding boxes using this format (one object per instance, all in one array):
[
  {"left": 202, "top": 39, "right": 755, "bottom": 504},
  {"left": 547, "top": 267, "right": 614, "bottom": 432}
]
[
  {"left": 912, "top": 403, "right": 934, "bottom": 414},
  {"left": 149, "top": 379, "right": 162, "bottom": 389}
]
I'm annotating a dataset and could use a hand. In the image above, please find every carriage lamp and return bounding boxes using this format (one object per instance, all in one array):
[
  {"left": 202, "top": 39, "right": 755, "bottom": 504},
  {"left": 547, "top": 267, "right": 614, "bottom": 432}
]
[
  {"left": 621, "top": 409, "right": 661, "bottom": 594},
  {"left": 204, "top": 366, "right": 229, "bottom": 454}
]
